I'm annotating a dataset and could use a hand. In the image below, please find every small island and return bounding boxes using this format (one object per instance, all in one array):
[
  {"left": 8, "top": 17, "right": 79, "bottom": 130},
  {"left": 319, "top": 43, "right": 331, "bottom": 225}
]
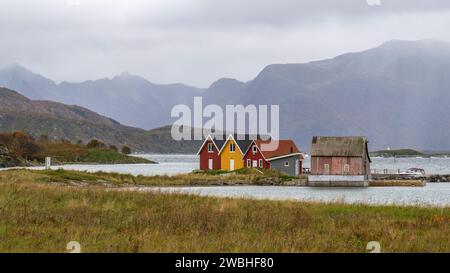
[
  {"left": 0, "top": 131, "right": 154, "bottom": 167},
  {"left": 370, "top": 149, "right": 425, "bottom": 157}
]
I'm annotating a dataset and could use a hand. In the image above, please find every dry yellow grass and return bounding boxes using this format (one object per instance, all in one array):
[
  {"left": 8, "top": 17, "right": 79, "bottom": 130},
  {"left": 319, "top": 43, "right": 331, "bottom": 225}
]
[
  {"left": 0, "top": 169, "right": 448, "bottom": 253},
  {"left": 369, "top": 180, "right": 426, "bottom": 187}
]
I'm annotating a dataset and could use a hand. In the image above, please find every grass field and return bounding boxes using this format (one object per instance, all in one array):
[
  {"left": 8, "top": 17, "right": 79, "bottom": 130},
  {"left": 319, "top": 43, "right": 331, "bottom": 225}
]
[
  {"left": 0, "top": 169, "right": 448, "bottom": 253},
  {"left": 0, "top": 169, "right": 303, "bottom": 187}
]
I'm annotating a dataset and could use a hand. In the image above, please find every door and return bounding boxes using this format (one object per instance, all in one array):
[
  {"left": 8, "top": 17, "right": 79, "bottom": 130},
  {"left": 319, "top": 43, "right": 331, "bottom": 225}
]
[
  {"left": 208, "top": 159, "right": 213, "bottom": 170},
  {"left": 252, "top": 160, "right": 257, "bottom": 168},
  {"left": 230, "top": 159, "right": 235, "bottom": 171},
  {"left": 295, "top": 159, "right": 299, "bottom": 176}
]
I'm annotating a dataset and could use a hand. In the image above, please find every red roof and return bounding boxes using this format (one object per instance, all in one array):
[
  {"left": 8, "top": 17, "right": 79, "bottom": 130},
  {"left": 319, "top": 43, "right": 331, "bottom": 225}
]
[{"left": 253, "top": 140, "right": 304, "bottom": 160}]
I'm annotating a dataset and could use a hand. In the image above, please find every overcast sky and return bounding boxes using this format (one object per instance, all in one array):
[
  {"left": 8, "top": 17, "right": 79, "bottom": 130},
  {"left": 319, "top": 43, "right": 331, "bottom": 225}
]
[{"left": 1, "top": 0, "right": 450, "bottom": 87}]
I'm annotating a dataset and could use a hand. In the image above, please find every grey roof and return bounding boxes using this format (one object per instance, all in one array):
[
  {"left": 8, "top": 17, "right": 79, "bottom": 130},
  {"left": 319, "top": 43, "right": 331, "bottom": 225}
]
[
  {"left": 311, "top": 136, "right": 369, "bottom": 157},
  {"left": 210, "top": 134, "right": 228, "bottom": 150},
  {"left": 210, "top": 133, "right": 268, "bottom": 153}
]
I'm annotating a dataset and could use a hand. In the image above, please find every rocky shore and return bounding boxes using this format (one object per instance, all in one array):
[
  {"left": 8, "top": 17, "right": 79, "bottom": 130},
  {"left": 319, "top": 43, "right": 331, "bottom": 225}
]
[{"left": 372, "top": 174, "right": 450, "bottom": 183}]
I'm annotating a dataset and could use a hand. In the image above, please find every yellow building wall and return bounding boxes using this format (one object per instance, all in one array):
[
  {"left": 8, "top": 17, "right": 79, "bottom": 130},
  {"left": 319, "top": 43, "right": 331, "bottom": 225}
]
[{"left": 220, "top": 139, "right": 244, "bottom": 171}]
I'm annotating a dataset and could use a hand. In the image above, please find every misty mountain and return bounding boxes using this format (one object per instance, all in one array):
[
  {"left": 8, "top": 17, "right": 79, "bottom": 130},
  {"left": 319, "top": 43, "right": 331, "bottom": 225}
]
[
  {"left": 1, "top": 39, "right": 450, "bottom": 150},
  {"left": 202, "top": 39, "right": 450, "bottom": 150},
  {"left": 0, "top": 87, "right": 200, "bottom": 153},
  {"left": 0, "top": 66, "right": 203, "bottom": 129}
]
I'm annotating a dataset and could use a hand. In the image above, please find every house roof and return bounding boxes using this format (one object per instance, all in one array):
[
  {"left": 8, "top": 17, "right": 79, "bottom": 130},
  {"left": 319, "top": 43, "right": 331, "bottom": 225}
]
[
  {"left": 218, "top": 134, "right": 260, "bottom": 155},
  {"left": 198, "top": 133, "right": 263, "bottom": 155},
  {"left": 253, "top": 140, "right": 304, "bottom": 160},
  {"left": 210, "top": 133, "right": 228, "bottom": 151},
  {"left": 196, "top": 134, "right": 227, "bottom": 155},
  {"left": 310, "top": 136, "right": 370, "bottom": 158}
]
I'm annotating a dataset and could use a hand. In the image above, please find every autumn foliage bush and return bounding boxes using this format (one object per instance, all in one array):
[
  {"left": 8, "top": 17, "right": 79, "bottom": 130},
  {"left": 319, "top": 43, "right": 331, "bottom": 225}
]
[{"left": 0, "top": 132, "right": 42, "bottom": 160}]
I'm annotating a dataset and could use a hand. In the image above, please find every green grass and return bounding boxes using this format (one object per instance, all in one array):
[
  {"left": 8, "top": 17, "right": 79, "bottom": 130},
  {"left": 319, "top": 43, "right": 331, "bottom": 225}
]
[
  {"left": 37, "top": 142, "right": 154, "bottom": 165},
  {"left": 370, "top": 149, "right": 424, "bottom": 157},
  {"left": 3, "top": 169, "right": 268, "bottom": 187},
  {"left": 0, "top": 170, "right": 448, "bottom": 252},
  {"left": 16, "top": 168, "right": 302, "bottom": 187},
  {"left": 76, "top": 149, "right": 152, "bottom": 164}
]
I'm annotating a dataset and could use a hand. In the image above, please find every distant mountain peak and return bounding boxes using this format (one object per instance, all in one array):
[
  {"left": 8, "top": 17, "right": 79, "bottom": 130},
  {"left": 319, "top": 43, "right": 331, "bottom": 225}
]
[
  {"left": 376, "top": 39, "right": 450, "bottom": 53},
  {"left": 208, "top": 78, "right": 245, "bottom": 89},
  {"left": 382, "top": 38, "right": 447, "bottom": 46},
  {"left": 112, "top": 71, "right": 148, "bottom": 82},
  {"left": 1, "top": 63, "right": 33, "bottom": 73}
]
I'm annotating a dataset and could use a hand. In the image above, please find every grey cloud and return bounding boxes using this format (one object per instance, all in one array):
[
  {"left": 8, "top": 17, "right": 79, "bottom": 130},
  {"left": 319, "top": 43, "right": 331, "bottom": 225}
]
[{"left": 0, "top": 0, "right": 450, "bottom": 86}]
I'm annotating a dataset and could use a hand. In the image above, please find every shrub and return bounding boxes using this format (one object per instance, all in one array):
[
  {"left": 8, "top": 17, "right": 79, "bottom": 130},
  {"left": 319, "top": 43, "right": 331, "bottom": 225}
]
[
  {"left": 86, "top": 139, "right": 106, "bottom": 149},
  {"left": 109, "top": 145, "right": 118, "bottom": 152},
  {"left": 121, "top": 146, "right": 131, "bottom": 155},
  {"left": 0, "top": 131, "right": 42, "bottom": 160}
]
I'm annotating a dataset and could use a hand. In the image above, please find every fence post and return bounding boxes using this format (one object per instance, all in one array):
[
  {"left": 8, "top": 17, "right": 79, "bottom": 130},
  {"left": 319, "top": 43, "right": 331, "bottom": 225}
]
[{"left": 45, "top": 157, "right": 51, "bottom": 170}]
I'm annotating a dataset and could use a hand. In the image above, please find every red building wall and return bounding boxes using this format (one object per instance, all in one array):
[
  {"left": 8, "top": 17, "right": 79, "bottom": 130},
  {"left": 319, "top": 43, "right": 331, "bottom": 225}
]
[
  {"left": 243, "top": 144, "right": 270, "bottom": 169},
  {"left": 199, "top": 140, "right": 221, "bottom": 170},
  {"left": 311, "top": 156, "right": 364, "bottom": 175}
]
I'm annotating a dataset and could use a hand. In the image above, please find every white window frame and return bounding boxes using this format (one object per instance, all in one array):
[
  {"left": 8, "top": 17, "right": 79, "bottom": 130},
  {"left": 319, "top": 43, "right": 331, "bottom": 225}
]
[
  {"left": 230, "top": 143, "right": 236, "bottom": 152},
  {"left": 284, "top": 161, "right": 289, "bottom": 167},
  {"left": 246, "top": 159, "right": 251, "bottom": 168},
  {"left": 252, "top": 145, "right": 257, "bottom": 154},
  {"left": 344, "top": 164, "right": 350, "bottom": 174},
  {"left": 259, "top": 159, "right": 263, "bottom": 168},
  {"left": 207, "top": 143, "right": 214, "bottom": 153},
  {"left": 252, "top": 160, "right": 257, "bottom": 168}
]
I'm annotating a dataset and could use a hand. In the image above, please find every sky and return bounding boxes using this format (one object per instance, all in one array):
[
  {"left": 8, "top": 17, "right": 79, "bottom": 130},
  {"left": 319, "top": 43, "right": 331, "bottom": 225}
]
[{"left": 1, "top": 0, "right": 450, "bottom": 87}]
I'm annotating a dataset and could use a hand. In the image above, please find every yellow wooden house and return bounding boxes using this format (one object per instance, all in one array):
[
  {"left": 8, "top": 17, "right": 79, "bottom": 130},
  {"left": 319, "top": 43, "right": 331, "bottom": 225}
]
[{"left": 218, "top": 134, "right": 252, "bottom": 171}]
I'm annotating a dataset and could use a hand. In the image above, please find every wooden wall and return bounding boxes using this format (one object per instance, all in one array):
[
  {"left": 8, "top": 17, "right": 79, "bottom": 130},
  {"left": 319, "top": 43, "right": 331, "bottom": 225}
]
[{"left": 311, "top": 156, "right": 366, "bottom": 175}]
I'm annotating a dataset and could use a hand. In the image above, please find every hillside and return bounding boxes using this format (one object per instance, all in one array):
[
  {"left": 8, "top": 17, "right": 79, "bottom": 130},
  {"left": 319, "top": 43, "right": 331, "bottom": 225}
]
[
  {"left": 0, "top": 88, "right": 200, "bottom": 153},
  {"left": 0, "top": 132, "right": 153, "bottom": 167},
  {"left": 0, "top": 65, "right": 203, "bottom": 129}
]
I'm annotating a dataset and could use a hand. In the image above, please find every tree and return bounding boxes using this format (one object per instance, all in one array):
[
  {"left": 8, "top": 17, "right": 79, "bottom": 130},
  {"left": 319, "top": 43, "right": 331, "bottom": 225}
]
[
  {"left": 2, "top": 131, "right": 42, "bottom": 160},
  {"left": 86, "top": 139, "right": 104, "bottom": 149},
  {"left": 37, "top": 134, "right": 49, "bottom": 143},
  {"left": 121, "top": 146, "right": 131, "bottom": 155},
  {"left": 109, "top": 145, "right": 118, "bottom": 152}
]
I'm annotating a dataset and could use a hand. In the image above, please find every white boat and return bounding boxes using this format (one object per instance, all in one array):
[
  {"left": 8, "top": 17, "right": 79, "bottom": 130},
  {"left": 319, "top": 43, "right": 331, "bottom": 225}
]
[{"left": 399, "top": 168, "right": 426, "bottom": 177}]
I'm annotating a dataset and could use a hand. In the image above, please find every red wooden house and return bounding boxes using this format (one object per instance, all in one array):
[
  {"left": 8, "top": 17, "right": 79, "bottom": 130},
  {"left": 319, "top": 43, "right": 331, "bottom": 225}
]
[
  {"left": 243, "top": 139, "right": 304, "bottom": 176},
  {"left": 197, "top": 134, "right": 227, "bottom": 170},
  {"left": 309, "top": 136, "right": 371, "bottom": 186}
]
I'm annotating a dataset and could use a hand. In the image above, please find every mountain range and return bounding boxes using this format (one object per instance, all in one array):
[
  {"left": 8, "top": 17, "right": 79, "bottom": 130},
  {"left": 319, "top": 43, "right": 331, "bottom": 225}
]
[
  {"left": 0, "top": 87, "right": 201, "bottom": 153},
  {"left": 1, "top": 39, "right": 450, "bottom": 151}
]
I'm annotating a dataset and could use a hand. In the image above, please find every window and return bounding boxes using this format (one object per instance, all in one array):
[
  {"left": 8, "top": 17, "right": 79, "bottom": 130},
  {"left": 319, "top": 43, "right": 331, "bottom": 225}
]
[
  {"left": 324, "top": 164, "right": 330, "bottom": 174},
  {"left": 252, "top": 145, "right": 257, "bottom": 154},
  {"left": 344, "top": 164, "right": 350, "bottom": 174},
  {"left": 207, "top": 143, "right": 214, "bottom": 153},
  {"left": 259, "top": 159, "right": 263, "bottom": 168},
  {"left": 230, "top": 143, "right": 236, "bottom": 152},
  {"left": 247, "top": 159, "right": 251, "bottom": 168},
  {"left": 284, "top": 161, "right": 289, "bottom": 167}
]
